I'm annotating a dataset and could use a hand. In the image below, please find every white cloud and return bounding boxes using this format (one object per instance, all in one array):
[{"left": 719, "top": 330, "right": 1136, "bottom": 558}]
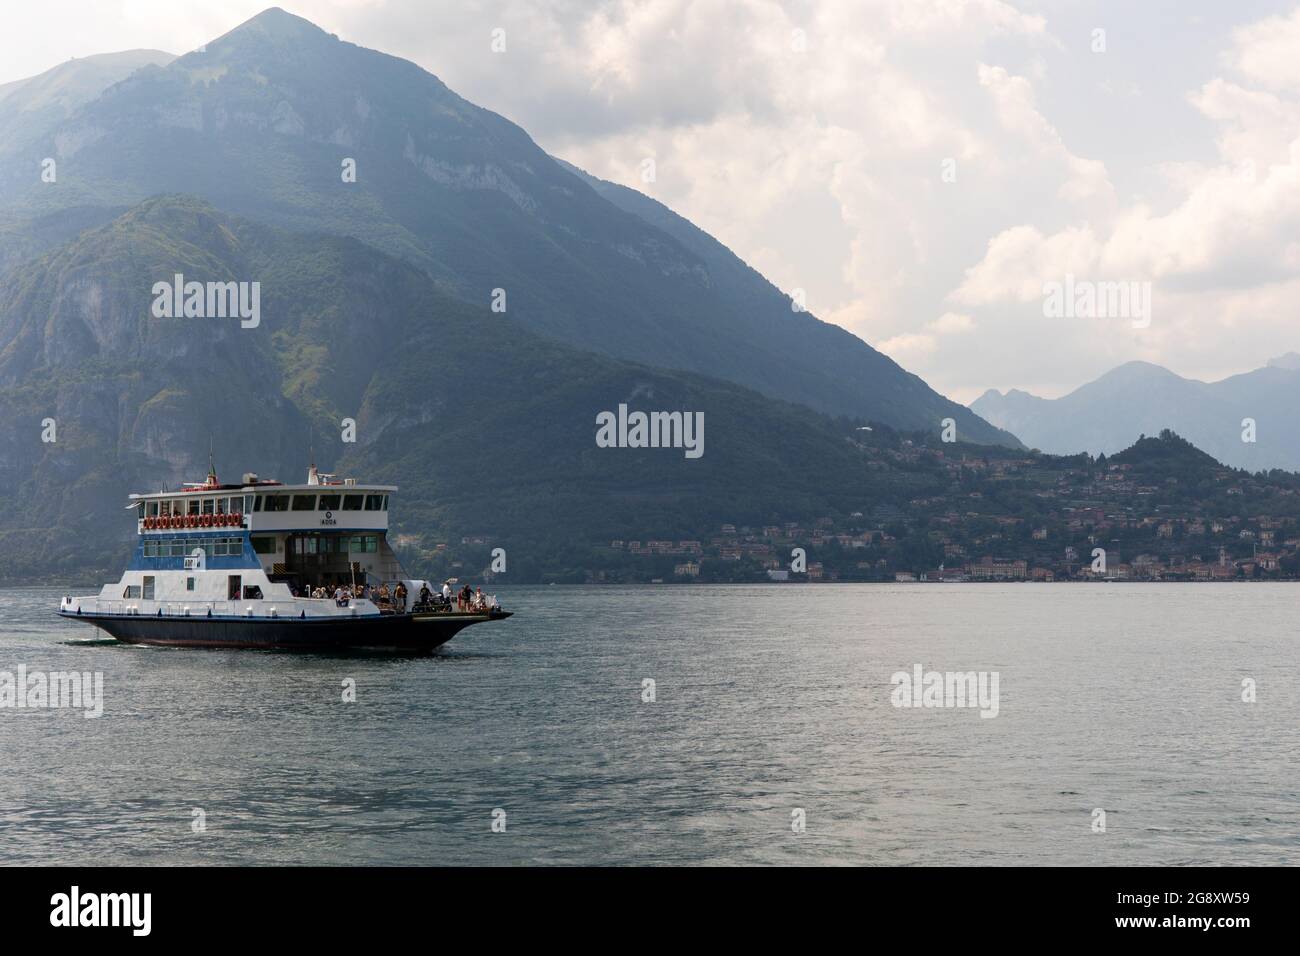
[
  {"left": 1225, "top": 7, "right": 1300, "bottom": 92},
  {"left": 952, "top": 225, "right": 1102, "bottom": 305},
  {"left": 976, "top": 63, "right": 1114, "bottom": 206},
  {"left": 944, "top": 3, "right": 1300, "bottom": 397},
  {"left": 878, "top": 310, "right": 975, "bottom": 362}
]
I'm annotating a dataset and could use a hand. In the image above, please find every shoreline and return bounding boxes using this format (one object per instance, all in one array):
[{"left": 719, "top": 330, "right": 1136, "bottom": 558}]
[{"left": 11, "top": 578, "right": 1300, "bottom": 591}]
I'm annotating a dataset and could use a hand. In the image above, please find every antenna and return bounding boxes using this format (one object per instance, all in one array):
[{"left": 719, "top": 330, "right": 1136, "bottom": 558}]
[{"left": 206, "top": 435, "right": 218, "bottom": 486}]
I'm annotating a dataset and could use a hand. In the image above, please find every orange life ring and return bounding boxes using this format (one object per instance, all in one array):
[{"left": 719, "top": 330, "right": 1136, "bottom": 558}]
[
  {"left": 232, "top": 512, "right": 242, "bottom": 526},
  {"left": 171, "top": 516, "right": 180, "bottom": 529},
  {"left": 184, "top": 515, "right": 195, "bottom": 528},
  {"left": 200, "top": 514, "right": 211, "bottom": 528}
]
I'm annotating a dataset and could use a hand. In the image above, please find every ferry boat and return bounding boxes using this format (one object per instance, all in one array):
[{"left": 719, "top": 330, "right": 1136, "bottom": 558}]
[{"left": 57, "top": 463, "right": 511, "bottom": 652}]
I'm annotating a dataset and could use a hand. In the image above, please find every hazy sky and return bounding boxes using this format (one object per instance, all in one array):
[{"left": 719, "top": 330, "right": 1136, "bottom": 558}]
[{"left": 3, "top": 0, "right": 1299, "bottom": 402}]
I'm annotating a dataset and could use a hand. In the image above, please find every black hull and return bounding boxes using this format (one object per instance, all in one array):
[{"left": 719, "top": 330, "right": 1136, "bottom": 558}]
[{"left": 58, "top": 609, "right": 512, "bottom": 652}]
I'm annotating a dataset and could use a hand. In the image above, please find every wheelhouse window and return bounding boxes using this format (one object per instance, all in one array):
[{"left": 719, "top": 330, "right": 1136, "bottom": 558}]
[
  {"left": 342, "top": 494, "right": 363, "bottom": 511},
  {"left": 292, "top": 495, "right": 317, "bottom": 511},
  {"left": 364, "top": 495, "right": 383, "bottom": 511},
  {"left": 244, "top": 495, "right": 255, "bottom": 513},
  {"left": 252, "top": 495, "right": 263, "bottom": 512},
  {"left": 124, "top": 585, "right": 142, "bottom": 599},
  {"left": 243, "top": 585, "right": 263, "bottom": 600},
  {"left": 266, "top": 495, "right": 290, "bottom": 512},
  {"left": 319, "top": 494, "right": 341, "bottom": 510}
]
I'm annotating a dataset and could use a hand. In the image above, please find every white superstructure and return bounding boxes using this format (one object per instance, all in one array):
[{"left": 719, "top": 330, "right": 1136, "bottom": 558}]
[{"left": 60, "top": 465, "right": 431, "bottom": 621}]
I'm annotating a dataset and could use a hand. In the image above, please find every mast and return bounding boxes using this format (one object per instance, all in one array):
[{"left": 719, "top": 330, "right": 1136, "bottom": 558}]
[{"left": 206, "top": 437, "right": 218, "bottom": 488}]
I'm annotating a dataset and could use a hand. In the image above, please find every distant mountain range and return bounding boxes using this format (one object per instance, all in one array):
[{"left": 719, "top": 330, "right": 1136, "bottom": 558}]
[
  {"left": 971, "top": 358, "right": 1300, "bottom": 471},
  {"left": 0, "top": 49, "right": 175, "bottom": 148},
  {"left": 0, "top": 7, "right": 1016, "bottom": 447}
]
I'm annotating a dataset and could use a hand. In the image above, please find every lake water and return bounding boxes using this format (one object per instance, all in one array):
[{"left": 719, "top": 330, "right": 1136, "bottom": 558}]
[{"left": 0, "top": 583, "right": 1296, "bottom": 865}]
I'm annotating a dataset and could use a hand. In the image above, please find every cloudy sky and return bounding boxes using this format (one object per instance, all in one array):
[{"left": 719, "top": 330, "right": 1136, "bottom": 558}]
[{"left": 4, "top": 0, "right": 1298, "bottom": 402}]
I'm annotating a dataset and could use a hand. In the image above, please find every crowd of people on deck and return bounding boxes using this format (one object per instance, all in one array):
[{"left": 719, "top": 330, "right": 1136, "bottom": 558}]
[
  {"left": 421, "top": 581, "right": 497, "bottom": 612},
  {"left": 291, "top": 581, "right": 410, "bottom": 609},
  {"left": 288, "top": 579, "right": 497, "bottom": 613}
]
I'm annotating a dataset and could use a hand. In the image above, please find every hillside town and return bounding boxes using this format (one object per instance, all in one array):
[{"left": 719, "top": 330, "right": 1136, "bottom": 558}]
[{"left": 402, "top": 431, "right": 1300, "bottom": 585}]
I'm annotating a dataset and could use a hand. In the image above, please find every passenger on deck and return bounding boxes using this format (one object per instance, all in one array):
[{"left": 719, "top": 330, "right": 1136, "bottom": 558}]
[
  {"left": 419, "top": 583, "right": 432, "bottom": 608},
  {"left": 395, "top": 582, "right": 408, "bottom": 611}
]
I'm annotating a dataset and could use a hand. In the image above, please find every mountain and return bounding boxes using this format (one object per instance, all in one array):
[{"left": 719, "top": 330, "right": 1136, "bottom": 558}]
[
  {"left": 971, "top": 359, "right": 1300, "bottom": 470},
  {"left": 1266, "top": 352, "right": 1300, "bottom": 371},
  {"left": 0, "top": 49, "right": 175, "bottom": 149},
  {"left": 0, "top": 7, "right": 1017, "bottom": 447},
  {"left": 1110, "top": 429, "right": 1224, "bottom": 477},
  {"left": 5, "top": 197, "right": 1296, "bottom": 587},
  {"left": 0, "top": 196, "right": 946, "bottom": 583}
]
